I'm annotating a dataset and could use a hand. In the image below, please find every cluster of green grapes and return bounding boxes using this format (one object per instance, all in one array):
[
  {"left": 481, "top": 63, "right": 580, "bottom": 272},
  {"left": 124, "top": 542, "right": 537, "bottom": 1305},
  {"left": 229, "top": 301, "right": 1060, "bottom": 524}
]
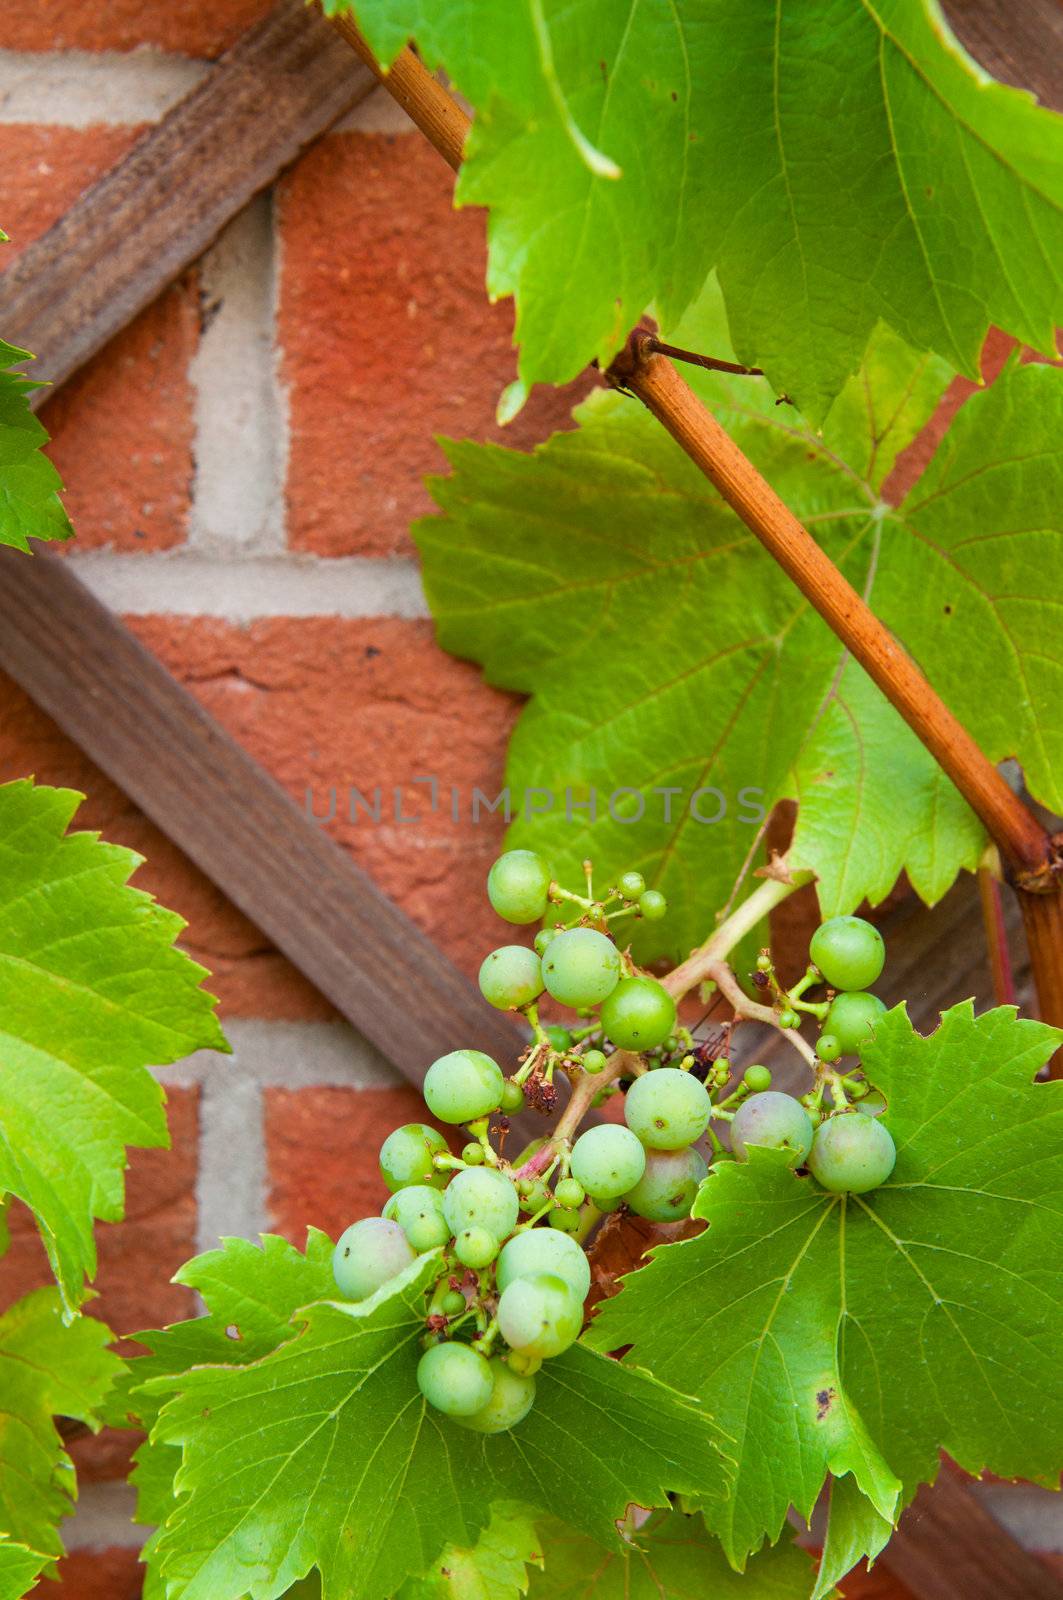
[{"left": 329, "top": 853, "right": 897, "bottom": 1435}]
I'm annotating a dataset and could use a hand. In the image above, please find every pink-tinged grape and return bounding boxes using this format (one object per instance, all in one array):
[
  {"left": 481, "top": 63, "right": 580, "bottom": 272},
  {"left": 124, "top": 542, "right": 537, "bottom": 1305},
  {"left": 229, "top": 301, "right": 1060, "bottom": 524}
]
[
  {"left": 810, "top": 915, "right": 885, "bottom": 992},
  {"left": 497, "top": 1272, "right": 583, "bottom": 1358},
  {"left": 453, "top": 1226, "right": 499, "bottom": 1268},
  {"left": 600, "top": 976, "right": 677, "bottom": 1052},
  {"left": 379, "top": 1123, "right": 449, "bottom": 1193},
  {"left": 496, "top": 1227, "right": 591, "bottom": 1302},
  {"left": 417, "top": 1341, "right": 494, "bottom": 1417},
  {"left": 541, "top": 928, "right": 621, "bottom": 1008},
  {"left": 487, "top": 850, "right": 553, "bottom": 924},
  {"left": 332, "top": 1218, "right": 415, "bottom": 1300},
  {"left": 443, "top": 1166, "right": 519, "bottom": 1240},
  {"left": 624, "top": 1147, "right": 708, "bottom": 1222},
  {"left": 824, "top": 992, "right": 887, "bottom": 1056},
  {"left": 808, "top": 1112, "right": 896, "bottom": 1193},
  {"left": 454, "top": 1359, "right": 536, "bottom": 1433},
  {"left": 382, "top": 1185, "right": 449, "bottom": 1252},
  {"left": 500, "top": 1079, "right": 526, "bottom": 1113},
  {"left": 423, "top": 1049, "right": 504, "bottom": 1124},
  {"left": 478, "top": 945, "right": 544, "bottom": 1011},
  {"left": 570, "top": 1124, "right": 646, "bottom": 1200},
  {"left": 618, "top": 870, "right": 645, "bottom": 898},
  {"left": 638, "top": 889, "right": 667, "bottom": 921},
  {"left": 731, "top": 1091, "right": 814, "bottom": 1166},
  {"left": 623, "top": 1066, "right": 711, "bottom": 1150}
]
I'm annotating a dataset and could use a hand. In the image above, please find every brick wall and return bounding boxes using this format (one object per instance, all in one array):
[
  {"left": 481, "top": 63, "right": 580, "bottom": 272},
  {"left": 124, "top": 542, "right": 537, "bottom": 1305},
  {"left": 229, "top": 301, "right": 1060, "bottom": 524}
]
[{"left": 0, "top": 9, "right": 1059, "bottom": 1595}]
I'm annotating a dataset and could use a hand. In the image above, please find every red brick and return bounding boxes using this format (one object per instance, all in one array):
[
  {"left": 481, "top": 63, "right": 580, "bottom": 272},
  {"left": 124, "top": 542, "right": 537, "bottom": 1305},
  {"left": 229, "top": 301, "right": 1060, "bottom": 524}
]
[
  {"left": 0, "top": 126, "right": 137, "bottom": 255},
  {"left": 0, "top": 0, "right": 271, "bottom": 57},
  {"left": 277, "top": 132, "right": 595, "bottom": 558},
  {"left": 265, "top": 1085, "right": 457, "bottom": 1242},
  {"left": 54, "top": 1548, "right": 142, "bottom": 1599}
]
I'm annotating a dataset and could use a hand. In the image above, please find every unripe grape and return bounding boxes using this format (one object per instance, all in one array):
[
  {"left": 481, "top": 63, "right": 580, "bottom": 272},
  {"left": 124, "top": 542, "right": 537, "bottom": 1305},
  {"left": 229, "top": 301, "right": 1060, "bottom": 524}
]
[
  {"left": 519, "top": 1178, "right": 552, "bottom": 1213},
  {"left": 454, "top": 1359, "right": 536, "bottom": 1434},
  {"left": 810, "top": 916, "right": 885, "bottom": 992},
  {"left": 541, "top": 927, "right": 622, "bottom": 1008},
  {"left": 453, "top": 1226, "right": 499, "bottom": 1268},
  {"left": 731, "top": 1091, "right": 814, "bottom": 1166},
  {"left": 778, "top": 1007, "right": 799, "bottom": 1029},
  {"left": 424, "top": 1049, "right": 504, "bottom": 1124},
  {"left": 478, "top": 945, "right": 545, "bottom": 1011},
  {"left": 744, "top": 1064, "right": 772, "bottom": 1093},
  {"left": 618, "top": 870, "right": 645, "bottom": 898},
  {"left": 582, "top": 1048, "right": 607, "bottom": 1074},
  {"left": 332, "top": 1218, "right": 415, "bottom": 1300},
  {"left": 506, "top": 1349, "right": 542, "bottom": 1377},
  {"left": 555, "top": 1177, "right": 585, "bottom": 1210},
  {"left": 623, "top": 1066, "right": 711, "bottom": 1150},
  {"left": 534, "top": 927, "right": 558, "bottom": 956},
  {"left": 443, "top": 1166, "right": 519, "bottom": 1240},
  {"left": 500, "top": 1079, "right": 525, "bottom": 1113},
  {"left": 570, "top": 1124, "right": 646, "bottom": 1200},
  {"left": 817, "top": 1034, "right": 842, "bottom": 1064},
  {"left": 462, "top": 1142, "right": 485, "bottom": 1166},
  {"left": 808, "top": 1112, "right": 896, "bottom": 1193},
  {"left": 638, "top": 889, "right": 667, "bottom": 921},
  {"left": 487, "top": 849, "right": 553, "bottom": 925},
  {"left": 497, "top": 1272, "right": 583, "bottom": 1359},
  {"left": 824, "top": 992, "right": 887, "bottom": 1056},
  {"left": 600, "top": 976, "right": 677, "bottom": 1052},
  {"left": 417, "top": 1341, "right": 494, "bottom": 1417},
  {"left": 549, "top": 1207, "right": 581, "bottom": 1232},
  {"left": 496, "top": 1226, "right": 591, "bottom": 1301},
  {"left": 382, "top": 1185, "right": 449, "bottom": 1252},
  {"left": 545, "top": 1024, "right": 573, "bottom": 1053},
  {"left": 442, "top": 1290, "right": 467, "bottom": 1317},
  {"left": 379, "top": 1123, "right": 449, "bottom": 1193},
  {"left": 624, "top": 1146, "right": 708, "bottom": 1222}
]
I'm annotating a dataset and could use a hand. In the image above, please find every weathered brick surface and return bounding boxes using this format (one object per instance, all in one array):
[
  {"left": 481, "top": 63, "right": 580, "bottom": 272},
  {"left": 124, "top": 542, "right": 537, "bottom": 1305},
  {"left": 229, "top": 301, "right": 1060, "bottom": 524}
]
[
  {"left": 54, "top": 1547, "right": 143, "bottom": 1598},
  {"left": 264, "top": 1084, "right": 456, "bottom": 1242},
  {"left": 0, "top": 0, "right": 271, "bottom": 56},
  {"left": 0, "top": 125, "right": 137, "bottom": 254},
  {"left": 277, "top": 131, "right": 594, "bottom": 558}
]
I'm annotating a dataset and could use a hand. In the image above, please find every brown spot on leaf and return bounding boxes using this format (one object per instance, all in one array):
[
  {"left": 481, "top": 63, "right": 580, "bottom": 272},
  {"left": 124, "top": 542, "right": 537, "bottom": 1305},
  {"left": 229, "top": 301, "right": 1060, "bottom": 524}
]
[{"left": 816, "top": 1387, "right": 836, "bottom": 1420}]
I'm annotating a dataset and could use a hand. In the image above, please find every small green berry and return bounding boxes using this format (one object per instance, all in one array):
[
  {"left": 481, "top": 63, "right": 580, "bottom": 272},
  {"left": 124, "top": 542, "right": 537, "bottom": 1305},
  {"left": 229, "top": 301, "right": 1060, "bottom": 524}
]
[
  {"left": 555, "top": 1177, "right": 585, "bottom": 1210},
  {"left": 462, "top": 1142, "right": 485, "bottom": 1166},
  {"left": 778, "top": 1008, "right": 799, "bottom": 1029},
  {"left": 744, "top": 1064, "right": 772, "bottom": 1093},
  {"left": 500, "top": 1080, "right": 525, "bottom": 1113},
  {"left": 545, "top": 1024, "right": 573, "bottom": 1053},
  {"left": 506, "top": 1349, "right": 542, "bottom": 1375},
  {"left": 534, "top": 927, "right": 558, "bottom": 956},
  {"left": 582, "top": 1048, "right": 607, "bottom": 1074},
  {"left": 618, "top": 870, "right": 645, "bottom": 899},
  {"left": 548, "top": 1206, "right": 582, "bottom": 1232},
  {"left": 519, "top": 1179, "right": 552, "bottom": 1213},
  {"left": 453, "top": 1227, "right": 499, "bottom": 1268},
  {"left": 638, "top": 889, "right": 667, "bottom": 921},
  {"left": 442, "top": 1290, "right": 467, "bottom": 1317},
  {"left": 755, "top": 952, "right": 773, "bottom": 972},
  {"left": 817, "top": 1033, "right": 842, "bottom": 1063}
]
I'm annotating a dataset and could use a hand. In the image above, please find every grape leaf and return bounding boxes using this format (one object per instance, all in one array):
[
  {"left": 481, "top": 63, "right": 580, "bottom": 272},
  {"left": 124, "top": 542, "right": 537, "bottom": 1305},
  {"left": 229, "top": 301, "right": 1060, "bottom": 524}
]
[
  {"left": 396, "top": 1503, "right": 543, "bottom": 1600},
  {"left": 0, "top": 344, "right": 71, "bottom": 551},
  {"left": 0, "top": 1539, "right": 47, "bottom": 1600},
  {"left": 813, "top": 1476, "right": 892, "bottom": 1600},
  {"left": 416, "top": 303, "right": 1063, "bottom": 956},
  {"left": 0, "top": 780, "right": 227, "bottom": 1312},
  {"left": 0, "top": 1287, "right": 122, "bottom": 1564},
  {"left": 587, "top": 1003, "right": 1063, "bottom": 1567},
  {"left": 527, "top": 1511, "right": 821, "bottom": 1599},
  {"left": 332, "top": 0, "right": 1063, "bottom": 418},
  {"left": 146, "top": 1249, "right": 732, "bottom": 1600}
]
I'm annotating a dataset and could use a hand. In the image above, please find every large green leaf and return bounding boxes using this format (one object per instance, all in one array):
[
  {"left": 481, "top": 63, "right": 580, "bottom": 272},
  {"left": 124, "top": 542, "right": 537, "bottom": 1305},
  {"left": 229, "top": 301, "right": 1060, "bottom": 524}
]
[
  {"left": 0, "top": 781, "right": 226, "bottom": 1312},
  {"left": 416, "top": 308, "right": 1062, "bottom": 956},
  {"left": 0, "top": 1539, "right": 47, "bottom": 1600},
  {"left": 145, "top": 1248, "right": 731, "bottom": 1600},
  {"left": 0, "top": 343, "right": 70, "bottom": 552},
  {"left": 0, "top": 1287, "right": 122, "bottom": 1565},
  {"left": 331, "top": 0, "right": 1063, "bottom": 418},
  {"left": 396, "top": 1504, "right": 543, "bottom": 1600},
  {"left": 588, "top": 1004, "right": 1063, "bottom": 1568}
]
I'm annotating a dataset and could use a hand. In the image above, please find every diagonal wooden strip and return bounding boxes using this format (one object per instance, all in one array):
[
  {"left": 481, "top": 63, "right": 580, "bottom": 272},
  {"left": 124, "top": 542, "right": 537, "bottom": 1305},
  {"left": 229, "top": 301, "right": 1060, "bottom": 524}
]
[
  {"left": 944, "top": 0, "right": 1063, "bottom": 108},
  {"left": 0, "top": 545, "right": 534, "bottom": 1129},
  {"left": 0, "top": 0, "right": 375, "bottom": 399},
  {"left": 887, "top": 1469, "right": 1063, "bottom": 1600}
]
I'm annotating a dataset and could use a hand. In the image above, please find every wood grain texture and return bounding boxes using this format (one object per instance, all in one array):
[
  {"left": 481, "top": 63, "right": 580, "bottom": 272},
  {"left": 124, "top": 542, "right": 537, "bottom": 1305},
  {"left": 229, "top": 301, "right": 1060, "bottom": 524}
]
[
  {"left": 888, "top": 1471, "right": 1063, "bottom": 1600},
  {"left": 945, "top": 0, "right": 1063, "bottom": 109},
  {"left": 0, "top": 547, "right": 536, "bottom": 1128},
  {"left": 0, "top": 0, "right": 375, "bottom": 399}
]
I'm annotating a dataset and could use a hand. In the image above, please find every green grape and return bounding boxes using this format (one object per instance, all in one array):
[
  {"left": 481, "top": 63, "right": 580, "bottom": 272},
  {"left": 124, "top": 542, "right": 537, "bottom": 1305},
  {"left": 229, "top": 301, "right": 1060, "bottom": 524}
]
[
  {"left": 810, "top": 915, "right": 885, "bottom": 992},
  {"left": 600, "top": 976, "right": 677, "bottom": 1052},
  {"left": 731, "top": 1091, "right": 814, "bottom": 1166},
  {"left": 808, "top": 1112, "right": 896, "bottom": 1193},
  {"left": 454, "top": 1359, "right": 535, "bottom": 1433},
  {"left": 743, "top": 1064, "right": 772, "bottom": 1093},
  {"left": 663, "top": 1034, "right": 680, "bottom": 1054},
  {"left": 462, "top": 1142, "right": 485, "bottom": 1166},
  {"left": 824, "top": 991, "right": 887, "bottom": 1056},
  {"left": 541, "top": 927, "right": 622, "bottom": 1008},
  {"left": 581, "top": 1048, "right": 607, "bottom": 1074},
  {"left": 382, "top": 1185, "right": 449, "bottom": 1252},
  {"left": 618, "top": 870, "right": 645, "bottom": 898},
  {"left": 442, "top": 1290, "right": 467, "bottom": 1317},
  {"left": 454, "top": 1226, "right": 499, "bottom": 1268},
  {"left": 624, "top": 1146, "right": 708, "bottom": 1222},
  {"left": 506, "top": 1349, "right": 542, "bottom": 1377},
  {"left": 478, "top": 945, "right": 545, "bottom": 1011},
  {"left": 623, "top": 1066, "right": 711, "bottom": 1150},
  {"left": 487, "top": 849, "right": 553, "bottom": 925},
  {"left": 638, "top": 889, "right": 667, "bottom": 921},
  {"left": 857, "top": 1088, "right": 888, "bottom": 1117},
  {"left": 496, "top": 1227, "right": 591, "bottom": 1300},
  {"left": 816, "top": 1033, "right": 842, "bottom": 1064},
  {"left": 423, "top": 1049, "right": 504, "bottom": 1124},
  {"left": 778, "top": 1007, "right": 799, "bottom": 1029},
  {"left": 500, "top": 1079, "right": 525, "bottom": 1113},
  {"left": 443, "top": 1166, "right": 519, "bottom": 1240},
  {"left": 497, "top": 1272, "right": 583, "bottom": 1359},
  {"left": 548, "top": 1207, "right": 581, "bottom": 1232},
  {"left": 555, "top": 1177, "right": 585, "bottom": 1210},
  {"left": 379, "top": 1123, "right": 449, "bottom": 1193},
  {"left": 417, "top": 1341, "right": 494, "bottom": 1417},
  {"left": 545, "top": 1024, "right": 573, "bottom": 1053},
  {"left": 534, "top": 927, "right": 558, "bottom": 956},
  {"left": 570, "top": 1124, "right": 646, "bottom": 1200},
  {"left": 332, "top": 1218, "right": 415, "bottom": 1300},
  {"left": 518, "top": 1178, "right": 552, "bottom": 1213}
]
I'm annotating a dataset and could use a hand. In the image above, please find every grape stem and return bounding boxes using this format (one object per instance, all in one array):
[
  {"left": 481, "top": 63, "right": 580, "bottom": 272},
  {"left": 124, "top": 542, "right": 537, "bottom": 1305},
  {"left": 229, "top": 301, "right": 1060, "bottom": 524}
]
[
  {"left": 702, "top": 957, "right": 817, "bottom": 1069},
  {"left": 665, "top": 857, "right": 814, "bottom": 1002},
  {"left": 511, "top": 1046, "right": 638, "bottom": 1181}
]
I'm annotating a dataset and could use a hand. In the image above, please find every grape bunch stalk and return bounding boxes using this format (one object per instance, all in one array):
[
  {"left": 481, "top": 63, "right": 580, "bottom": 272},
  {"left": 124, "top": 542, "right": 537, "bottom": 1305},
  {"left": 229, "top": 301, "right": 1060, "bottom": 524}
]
[{"left": 331, "top": 852, "right": 898, "bottom": 1435}]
